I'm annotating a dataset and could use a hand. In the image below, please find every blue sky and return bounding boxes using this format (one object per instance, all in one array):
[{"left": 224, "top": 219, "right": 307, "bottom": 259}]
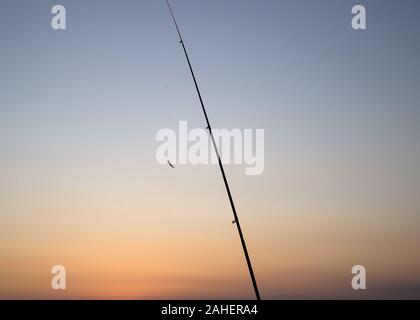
[{"left": 0, "top": 0, "right": 419, "bottom": 299}]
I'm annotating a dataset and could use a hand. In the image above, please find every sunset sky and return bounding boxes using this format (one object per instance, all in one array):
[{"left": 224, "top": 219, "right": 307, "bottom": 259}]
[{"left": 0, "top": 0, "right": 419, "bottom": 299}]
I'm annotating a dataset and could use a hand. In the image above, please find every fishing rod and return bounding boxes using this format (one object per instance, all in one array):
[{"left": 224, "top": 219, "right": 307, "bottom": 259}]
[{"left": 165, "top": 0, "right": 261, "bottom": 300}]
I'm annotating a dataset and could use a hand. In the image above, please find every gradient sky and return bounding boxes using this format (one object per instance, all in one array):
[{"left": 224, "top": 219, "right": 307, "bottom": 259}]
[{"left": 0, "top": 0, "right": 419, "bottom": 299}]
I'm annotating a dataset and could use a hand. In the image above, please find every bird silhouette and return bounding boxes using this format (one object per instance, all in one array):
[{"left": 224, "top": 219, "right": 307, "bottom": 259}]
[{"left": 167, "top": 160, "right": 175, "bottom": 168}]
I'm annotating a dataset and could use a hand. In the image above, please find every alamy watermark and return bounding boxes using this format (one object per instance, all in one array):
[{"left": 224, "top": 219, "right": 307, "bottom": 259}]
[
  {"left": 156, "top": 121, "right": 265, "bottom": 175},
  {"left": 51, "top": 5, "right": 66, "bottom": 30},
  {"left": 351, "top": 265, "right": 367, "bottom": 290},
  {"left": 49, "top": 4, "right": 366, "bottom": 31},
  {"left": 51, "top": 265, "right": 66, "bottom": 290},
  {"left": 351, "top": 5, "right": 367, "bottom": 30}
]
